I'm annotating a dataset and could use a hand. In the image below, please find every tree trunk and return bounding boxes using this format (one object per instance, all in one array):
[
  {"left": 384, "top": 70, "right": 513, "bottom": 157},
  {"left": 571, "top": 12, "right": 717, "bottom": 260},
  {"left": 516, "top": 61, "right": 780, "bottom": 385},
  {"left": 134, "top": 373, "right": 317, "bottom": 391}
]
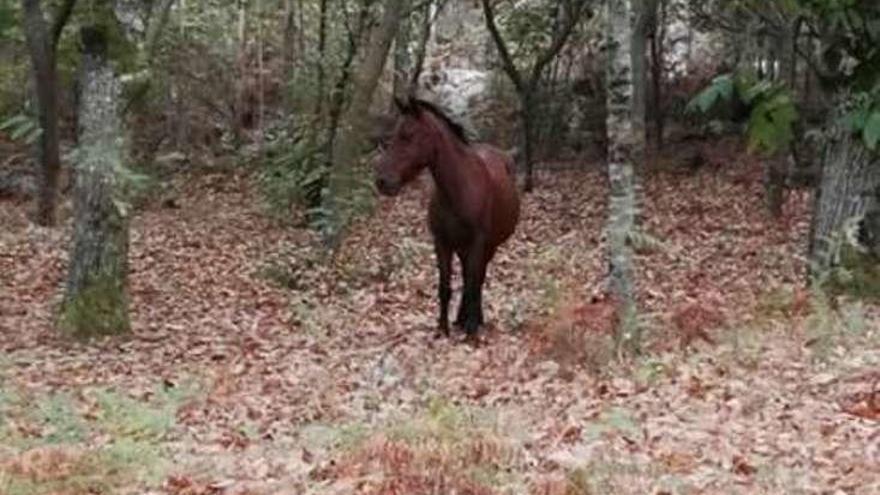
[
  {"left": 409, "top": 0, "right": 440, "bottom": 94},
  {"left": 605, "top": 0, "right": 639, "bottom": 351},
  {"left": 647, "top": 0, "right": 665, "bottom": 151},
  {"left": 519, "top": 89, "right": 536, "bottom": 192},
  {"left": 630, "top": 0, "right": 652, "bottom": 148},
  {"left": 809, "top": 102, "right": 880, "bottom": 276},
  {"left": 61, "top": 26, "right": 130, "bottom": 338},
  {"left": 315, "top": 0, "right": 328, "bottom": 122},
  {"left": 22, "top": 0, "right": 63, "bottom": 226},
  {"left": 778, "top": 20, "right": 798, "bottom": 89},
  {"left": 324, "top": 0, "right": 407, "bottom": 245},
  {"left": 392, "top": 5, "right": 413, "bottom": 101},
  {"left": 283, "top": 0, "right": 297, "bottom": 121}
]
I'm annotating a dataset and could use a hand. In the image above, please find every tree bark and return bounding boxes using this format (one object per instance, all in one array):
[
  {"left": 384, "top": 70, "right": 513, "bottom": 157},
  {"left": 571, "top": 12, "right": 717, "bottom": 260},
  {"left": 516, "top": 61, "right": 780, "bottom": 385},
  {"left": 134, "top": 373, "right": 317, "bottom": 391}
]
[
  {"left": 809, "top": 100, "right": 880, "bottom": 276},
  {"left": 21, "top": 0, "right": 76, "bottom": 226},
  {"left": 392, "top": 3, "right": 413, "bottom": 101},
  {"left": 409, "top": 0, "right": 442, "bottom": 94},
  {"left": 630, "top": 0, "right": 652, "bottom": 149},
  {"left": 61, "top": 26, "right": 130, "bottom": 338},
  {"left": 324, "top": 0, "right": 407, "bottom": 246},
  {"left": 647, "top": 0, "right": 665, "bottom": 150},
  {"left": 605, "top": 0, "right": 639, "bottom": 352}
]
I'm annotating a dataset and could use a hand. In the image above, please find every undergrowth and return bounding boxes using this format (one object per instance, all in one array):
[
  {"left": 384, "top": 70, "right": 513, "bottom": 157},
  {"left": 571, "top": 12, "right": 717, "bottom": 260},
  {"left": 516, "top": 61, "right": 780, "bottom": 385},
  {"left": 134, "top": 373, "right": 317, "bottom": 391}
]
[
  {"left": 0, "top": 383, "right": 198, "bottom": 495},
  {"left": 317, "top": 398, "right": 528, "bottom": 494}
]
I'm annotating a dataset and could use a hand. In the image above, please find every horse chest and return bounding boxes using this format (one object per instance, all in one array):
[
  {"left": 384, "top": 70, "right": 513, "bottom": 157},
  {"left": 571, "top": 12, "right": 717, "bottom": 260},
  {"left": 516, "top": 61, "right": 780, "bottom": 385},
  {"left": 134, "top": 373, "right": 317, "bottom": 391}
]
[{"left": 428, "top": 195, "right": 481, "bottom": 249}]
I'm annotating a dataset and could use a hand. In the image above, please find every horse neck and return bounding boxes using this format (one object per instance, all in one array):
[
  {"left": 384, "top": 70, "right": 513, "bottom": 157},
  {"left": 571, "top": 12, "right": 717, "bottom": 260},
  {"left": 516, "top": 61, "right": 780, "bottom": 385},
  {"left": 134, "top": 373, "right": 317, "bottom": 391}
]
[{"left": 425, "top": 121, "right": 482, "bottom": 206}]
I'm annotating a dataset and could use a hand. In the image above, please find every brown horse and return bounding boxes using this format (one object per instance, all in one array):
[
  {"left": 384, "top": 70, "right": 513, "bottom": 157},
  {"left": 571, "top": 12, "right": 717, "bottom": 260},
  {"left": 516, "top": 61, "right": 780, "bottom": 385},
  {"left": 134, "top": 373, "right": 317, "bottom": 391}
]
[{"left": 374, "top": 97, "right": 520, "bottom": 339}]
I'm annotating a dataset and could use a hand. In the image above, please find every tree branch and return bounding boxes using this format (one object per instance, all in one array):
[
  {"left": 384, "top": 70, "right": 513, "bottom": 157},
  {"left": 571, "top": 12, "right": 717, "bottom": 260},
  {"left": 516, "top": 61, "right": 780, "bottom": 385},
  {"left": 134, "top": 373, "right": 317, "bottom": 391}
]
[
  {"left": 50, "top": 0, "right": 77, "bottom": 48},
  {"left": 480, "top": 0, "right": 525, "bottom": 92},
  {"left": 143, "top": 0, "right": 175, "bottom": 62},
  {"left": 528, "top": 0, "right": 588, "bottom": 86}
]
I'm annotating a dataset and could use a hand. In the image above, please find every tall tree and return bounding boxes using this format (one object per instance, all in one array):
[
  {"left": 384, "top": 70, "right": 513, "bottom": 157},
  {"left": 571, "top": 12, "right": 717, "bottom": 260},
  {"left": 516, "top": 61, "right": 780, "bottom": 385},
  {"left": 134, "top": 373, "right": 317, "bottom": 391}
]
[
  {"left": 60, "top": 25, "right": 129, "bottom": 338},
  {"left": 481, "top": 0, "right": 589, "bottom": 192},
  {"left": 324, "top": 0, "right": 407, "bottom": 245},
  {"left": 605, "top": 0, "right": 640, "bottom": 351},
  {"left": 21, "top": 0, "right": 77, "bottom": 226}
]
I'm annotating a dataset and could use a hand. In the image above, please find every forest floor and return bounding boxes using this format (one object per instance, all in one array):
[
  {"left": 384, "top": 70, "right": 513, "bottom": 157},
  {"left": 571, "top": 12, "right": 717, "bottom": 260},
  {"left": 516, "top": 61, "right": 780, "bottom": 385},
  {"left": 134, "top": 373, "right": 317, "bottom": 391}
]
[{"left": 1, "top": 138, "right": 879, "bottom": 494}]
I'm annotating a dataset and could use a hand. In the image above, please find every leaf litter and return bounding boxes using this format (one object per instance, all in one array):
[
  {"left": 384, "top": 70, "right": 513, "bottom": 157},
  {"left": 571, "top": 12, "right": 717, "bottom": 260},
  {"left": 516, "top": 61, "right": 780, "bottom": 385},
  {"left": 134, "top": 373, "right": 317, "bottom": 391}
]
[{"left": 0, "top": 138, "right": 878, "bottom": 493}]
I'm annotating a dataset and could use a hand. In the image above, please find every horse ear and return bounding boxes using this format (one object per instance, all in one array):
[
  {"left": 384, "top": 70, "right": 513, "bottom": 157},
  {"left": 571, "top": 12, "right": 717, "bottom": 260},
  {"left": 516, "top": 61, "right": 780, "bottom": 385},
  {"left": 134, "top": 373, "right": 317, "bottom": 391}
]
[{"left": 393, "top": 96, "right": 413, "bottom": 115}]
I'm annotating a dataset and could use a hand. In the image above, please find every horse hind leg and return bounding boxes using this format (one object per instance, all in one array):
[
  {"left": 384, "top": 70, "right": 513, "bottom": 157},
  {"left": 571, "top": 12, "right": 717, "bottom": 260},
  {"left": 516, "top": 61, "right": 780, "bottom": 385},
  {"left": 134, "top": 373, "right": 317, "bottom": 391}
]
[
  {"left": 459, "top": 242, "right": 488, "bottom": 338},
  {"left": 435, "top": 241, "right": 453, "bottom": 336},
  {"left": 454, "top": 252, "right": 466, "bottom": 328}
]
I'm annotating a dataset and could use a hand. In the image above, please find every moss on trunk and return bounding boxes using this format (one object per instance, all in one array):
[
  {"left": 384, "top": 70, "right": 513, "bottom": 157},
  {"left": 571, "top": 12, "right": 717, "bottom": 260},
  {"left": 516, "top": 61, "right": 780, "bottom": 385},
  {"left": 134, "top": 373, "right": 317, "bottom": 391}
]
[{"left": 59, "top": 271, "right": 130, "bottom": 338}]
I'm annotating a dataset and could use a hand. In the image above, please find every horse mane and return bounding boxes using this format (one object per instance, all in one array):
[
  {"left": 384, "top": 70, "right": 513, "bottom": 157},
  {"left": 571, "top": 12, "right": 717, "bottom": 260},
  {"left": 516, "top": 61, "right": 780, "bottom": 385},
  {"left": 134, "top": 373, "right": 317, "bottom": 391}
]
[{"left": 411, "top": 98, "right": 471, "bottom": 145}]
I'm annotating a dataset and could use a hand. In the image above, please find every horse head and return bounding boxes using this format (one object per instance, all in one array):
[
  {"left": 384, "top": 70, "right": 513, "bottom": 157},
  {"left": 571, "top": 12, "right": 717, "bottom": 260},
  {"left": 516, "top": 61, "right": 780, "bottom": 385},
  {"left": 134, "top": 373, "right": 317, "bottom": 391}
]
[{"left": 373, "top": 97, "right": 435, "bottom": 196}]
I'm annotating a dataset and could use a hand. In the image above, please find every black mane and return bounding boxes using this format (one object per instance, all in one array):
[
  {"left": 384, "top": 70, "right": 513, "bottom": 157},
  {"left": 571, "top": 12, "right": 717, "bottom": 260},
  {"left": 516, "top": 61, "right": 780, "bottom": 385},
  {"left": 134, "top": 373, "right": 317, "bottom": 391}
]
[{"left": 411, "top": 98, "right": 471, "bottom": 144}]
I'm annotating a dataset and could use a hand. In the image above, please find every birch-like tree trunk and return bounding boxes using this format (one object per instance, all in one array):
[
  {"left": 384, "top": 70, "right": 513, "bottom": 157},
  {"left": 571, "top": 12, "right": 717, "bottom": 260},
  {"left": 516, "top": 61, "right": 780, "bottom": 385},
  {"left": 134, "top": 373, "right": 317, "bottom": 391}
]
[
  {"left": 60, "top": 26, "right": 130, "bottom": 338},
  {"left": 605, "top": 0, "right": 639, "bottom": 351},
  {"left": 324, "top": 0, "right": 407, "bottom": 245}
]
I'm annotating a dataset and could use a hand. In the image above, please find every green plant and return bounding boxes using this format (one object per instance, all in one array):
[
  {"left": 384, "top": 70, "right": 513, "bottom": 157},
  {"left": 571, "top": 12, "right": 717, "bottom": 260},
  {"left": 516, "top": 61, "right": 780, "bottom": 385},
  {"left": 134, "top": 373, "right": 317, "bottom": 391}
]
[
  {"left": 58, "top": 271, "right": 131, "bottom": 339},
  {"left": 259, "top": 136, "right": 327, "bottom": 220},
  {"left": 687, "top": 73, "right": 797, "bottom": 154},
  {"left": 0, "top": 113, "right": 42, "bottom": 145}
]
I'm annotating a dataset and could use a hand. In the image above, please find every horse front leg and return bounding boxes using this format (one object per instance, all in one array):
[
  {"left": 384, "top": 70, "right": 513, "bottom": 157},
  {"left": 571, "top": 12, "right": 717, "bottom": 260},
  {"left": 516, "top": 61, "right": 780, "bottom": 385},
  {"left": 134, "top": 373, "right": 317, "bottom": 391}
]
[{"left": 435, "top": 241, "right": 453, "bottom": 336}]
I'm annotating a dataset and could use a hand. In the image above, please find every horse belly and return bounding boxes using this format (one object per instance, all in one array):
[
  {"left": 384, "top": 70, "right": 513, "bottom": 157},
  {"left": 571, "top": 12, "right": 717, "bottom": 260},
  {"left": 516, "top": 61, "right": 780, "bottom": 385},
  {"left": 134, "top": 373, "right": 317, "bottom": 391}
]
[{"left": 479, "top": 149, "right": 520, "bottom": 249}]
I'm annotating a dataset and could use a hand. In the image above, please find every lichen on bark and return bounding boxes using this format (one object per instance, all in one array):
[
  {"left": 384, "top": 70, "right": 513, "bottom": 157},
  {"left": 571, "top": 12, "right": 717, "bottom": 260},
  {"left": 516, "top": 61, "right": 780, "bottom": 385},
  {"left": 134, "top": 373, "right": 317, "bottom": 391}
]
[
  {"left": 60, "top": 26, "right": 130, "bottom": 339},
  {"left": 605, "top": 0, "right": 639, "bottom": 352}
]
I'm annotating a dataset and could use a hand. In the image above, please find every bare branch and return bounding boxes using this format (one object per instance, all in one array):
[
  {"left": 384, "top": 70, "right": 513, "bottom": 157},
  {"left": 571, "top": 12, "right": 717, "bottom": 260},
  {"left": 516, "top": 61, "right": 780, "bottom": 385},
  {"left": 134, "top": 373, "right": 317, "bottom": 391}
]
[
  {"left": 480, "top": 0, "right": 525, "bottom": 92},
  {"left": 50, "top": 0, "right": 77, "bottom": 48}
]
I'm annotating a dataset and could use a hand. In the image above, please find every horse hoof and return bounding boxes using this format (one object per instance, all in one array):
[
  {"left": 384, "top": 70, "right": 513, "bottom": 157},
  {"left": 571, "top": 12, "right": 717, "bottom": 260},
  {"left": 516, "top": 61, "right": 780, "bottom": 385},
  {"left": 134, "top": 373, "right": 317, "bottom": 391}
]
[{"left": 464, "top": 333, "right": 481, "bottom": 347}]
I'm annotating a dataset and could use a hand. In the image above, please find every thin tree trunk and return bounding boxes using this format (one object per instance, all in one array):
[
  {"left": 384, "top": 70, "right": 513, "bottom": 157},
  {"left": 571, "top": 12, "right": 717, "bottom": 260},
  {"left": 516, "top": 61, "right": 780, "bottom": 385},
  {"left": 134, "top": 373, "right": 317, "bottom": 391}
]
[
  {"left": 21, "top": 0, "right": 75, "bottom": 226},
  {"left": 256, "top": 0, "right": 265, "bottom": 155},
  {"left": 648, "top": 0, "right": 665, "bottom": 151},
  {"left": 61, "top": 26, "right": 130, "bottom": 338},
  {"left": 630, "top": 0, "right": 651, "bottom": 149},
  {"left": 605, "top": 0, "right": 639, "bottom": 352},
  {"left": 409, "top": 0, "right": 441, "bottom": 94},
  {"left": 283, "top": 0, "right": 297, "bottom": 114},
  {"left": 519, "top": 89, "right": 536, "bottom": 191},
  {"left": 325, "top": 0, "right": 372, "bottom": 159},
  {"left": 315, "top": 0, "right": 328, "bottom": 123},
  {"left": 324, "top": 0, "right": 407, "bottom": 246},
  {"left": 392, "top": 4, "right": 413, "bottom": 102}
]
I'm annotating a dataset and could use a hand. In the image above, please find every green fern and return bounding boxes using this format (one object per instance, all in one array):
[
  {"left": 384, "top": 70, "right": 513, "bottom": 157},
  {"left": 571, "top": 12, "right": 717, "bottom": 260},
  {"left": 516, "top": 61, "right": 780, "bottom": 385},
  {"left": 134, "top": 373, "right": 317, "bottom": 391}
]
[
  {"left": 747, "top": 90, "right": 797, "bottom": 153},
  {"left": 686, "top": 74, "right": 735, "bottom": 114},
  {"left": 687, "top": 73, "right": 797, "bottom": 154},
  {"left": 0, "top": 113, "right": 41, "bottom": 144}
]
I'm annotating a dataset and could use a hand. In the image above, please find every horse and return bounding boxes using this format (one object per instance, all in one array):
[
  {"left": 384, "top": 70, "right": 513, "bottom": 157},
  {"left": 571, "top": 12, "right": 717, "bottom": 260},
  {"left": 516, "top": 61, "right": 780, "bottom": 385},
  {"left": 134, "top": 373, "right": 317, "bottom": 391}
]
[{"left": 373, "top": 97, "right": 520, "bottom": 340}]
